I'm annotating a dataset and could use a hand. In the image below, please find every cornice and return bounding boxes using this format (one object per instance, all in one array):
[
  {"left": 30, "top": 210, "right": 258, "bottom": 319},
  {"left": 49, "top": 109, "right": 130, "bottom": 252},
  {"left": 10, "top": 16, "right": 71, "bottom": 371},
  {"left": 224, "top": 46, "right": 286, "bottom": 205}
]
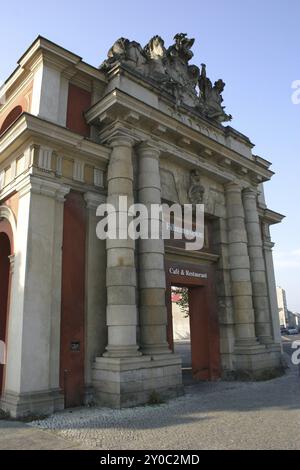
[
  {"left": 12, "top": 174, "right": 70, "bottom": 201},
  {"left": 0, "top": 113, "right": 111, "bottom": 164},
  {"left": 86, "top": 89, "right": 274, "bottom": 183},
  {"left": 106, "top": 64, "right": 246, "bottom": 143},
  {"left": 165, "top": 246, "right": 220, "bottom": 263},
  {"left": 1, "top": 36, "right": 107, "bottom": 108},
  {"left": 258, "top": 207, "right": 285, "bottom": 225}
]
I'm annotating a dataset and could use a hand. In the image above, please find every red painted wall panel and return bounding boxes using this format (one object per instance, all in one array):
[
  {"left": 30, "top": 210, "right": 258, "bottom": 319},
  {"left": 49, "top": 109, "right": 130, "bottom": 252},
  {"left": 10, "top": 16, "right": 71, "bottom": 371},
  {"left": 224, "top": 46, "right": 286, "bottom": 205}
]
[
  {"left": 66, "top": 84, "right": 91, "bottom": 137},
  {"left": 60, "top": 191, "right": 86, "bottom": 407}
]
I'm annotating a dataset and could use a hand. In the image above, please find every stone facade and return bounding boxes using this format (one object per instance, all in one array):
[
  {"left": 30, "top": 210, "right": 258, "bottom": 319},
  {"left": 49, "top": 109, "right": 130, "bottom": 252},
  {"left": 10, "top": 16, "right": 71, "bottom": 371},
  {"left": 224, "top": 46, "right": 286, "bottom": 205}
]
[{"left": 0, "top": 35, "right": 284, "bottom": 417}]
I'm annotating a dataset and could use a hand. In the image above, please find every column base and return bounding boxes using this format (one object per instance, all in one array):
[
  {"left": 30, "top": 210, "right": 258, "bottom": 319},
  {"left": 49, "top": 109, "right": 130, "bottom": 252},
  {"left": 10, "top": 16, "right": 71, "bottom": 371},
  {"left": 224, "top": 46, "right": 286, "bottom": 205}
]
[
  {"left": 103, "top": 345, "right": 142, "bottom": 358},
  {"left": 140, "top": 343, "right": 172, "bottom": 356},
  {"left": 257, "top": 335, "right": 276, "bottom": 346},
  {"left": 92, "top": 354, "right": 183, "bottom": 408},
  {"left": 233, "top": 344, "right": 284, "bottom": 380},
  {"left": 264, "top": 341, "right": 282, "bottom": 353},
  {"left": 0, "top": 388, "right": 64, "bottom": 419}
]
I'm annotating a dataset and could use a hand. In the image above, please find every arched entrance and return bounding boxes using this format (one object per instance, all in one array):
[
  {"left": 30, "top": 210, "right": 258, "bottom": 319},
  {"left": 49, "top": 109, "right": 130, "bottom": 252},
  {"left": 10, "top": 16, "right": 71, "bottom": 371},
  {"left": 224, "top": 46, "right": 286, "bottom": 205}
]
[{"left": 0, "top": 221, "right": 13, "bottom": 396}]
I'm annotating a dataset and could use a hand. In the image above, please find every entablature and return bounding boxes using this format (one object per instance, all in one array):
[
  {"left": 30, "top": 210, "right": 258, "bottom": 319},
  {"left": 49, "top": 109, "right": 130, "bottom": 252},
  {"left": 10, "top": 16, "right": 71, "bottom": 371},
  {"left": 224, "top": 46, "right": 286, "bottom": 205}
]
[
  {"left": 0, "top": 113, "right": 109, "bottom": 200},
  {"left": 258, "top": 207, "right": 285, "bottom": 226},
  {"left": 86, "top": 89, "right": 274, "bottom": 186},
  {"left": 0, "top": 113, "right": 110, "bottom": 165}
]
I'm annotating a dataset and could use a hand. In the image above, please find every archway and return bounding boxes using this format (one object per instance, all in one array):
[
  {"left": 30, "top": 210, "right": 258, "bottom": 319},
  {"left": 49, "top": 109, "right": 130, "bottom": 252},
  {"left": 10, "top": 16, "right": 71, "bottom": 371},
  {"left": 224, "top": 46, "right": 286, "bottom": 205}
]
[
  {"left": 0, "top": 105, "right": 23, "bottom": 135},
  {"left": 0, "top": 231, "right": 11, "bottom": 395},
  {"left": 0, "top": 208, "right": 15, "bottom": 396}
]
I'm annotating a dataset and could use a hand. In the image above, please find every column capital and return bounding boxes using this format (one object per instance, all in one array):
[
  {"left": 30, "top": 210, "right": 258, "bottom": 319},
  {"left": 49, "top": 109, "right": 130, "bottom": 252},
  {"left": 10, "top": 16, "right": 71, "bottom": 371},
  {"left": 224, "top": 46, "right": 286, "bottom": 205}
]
[
  {"left": 106, "top": 132, "right": 136, "bottom": 149},
  {"left": 84, "top": 191, "right": 106, "bottom": 209},
  {"left": 224, "top": 181, "right": 242, "bottom": 193},
  {"left": 137, "top": 141, "right": 160, "bottom": 159},
  {"left": 243, "top": 186, "right": 259, "bottom": 198},
  {"left": 16, "top": 175, "right": 70, "bottom": 202},
  {"left": 263, "top": 240, "right": 275, "bottom": 251}
]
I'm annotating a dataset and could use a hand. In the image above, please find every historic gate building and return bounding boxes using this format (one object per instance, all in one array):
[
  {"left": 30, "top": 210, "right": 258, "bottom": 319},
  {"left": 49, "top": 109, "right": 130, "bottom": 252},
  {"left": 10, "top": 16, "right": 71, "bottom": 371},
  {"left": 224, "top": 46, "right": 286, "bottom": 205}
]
[{"left": 0, "top": 35, "right": 283, "bottom": 417}]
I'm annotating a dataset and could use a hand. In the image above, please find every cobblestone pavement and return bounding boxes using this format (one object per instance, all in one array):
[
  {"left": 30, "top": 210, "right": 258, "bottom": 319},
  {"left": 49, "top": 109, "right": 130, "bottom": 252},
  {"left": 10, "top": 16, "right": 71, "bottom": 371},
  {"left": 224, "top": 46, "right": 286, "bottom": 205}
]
[
  {"left": 27, "top": 354, "right": 300, "bottom": 450},
  {"left": 1, "top": 345, "right": 299, "bottom": 450},
  {"left": 0, "top": 420, "right": 88, "bottom": 450}
]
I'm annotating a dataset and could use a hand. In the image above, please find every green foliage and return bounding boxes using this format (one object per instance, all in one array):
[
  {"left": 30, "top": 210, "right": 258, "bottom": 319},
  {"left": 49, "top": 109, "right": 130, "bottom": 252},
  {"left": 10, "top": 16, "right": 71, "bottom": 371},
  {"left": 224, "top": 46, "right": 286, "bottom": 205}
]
[
  {"left": 148, "top": 391, "right": 164, "bottom": 405},
  {"left": 173, "top": 287, "right": 189, "bottom": 317}
]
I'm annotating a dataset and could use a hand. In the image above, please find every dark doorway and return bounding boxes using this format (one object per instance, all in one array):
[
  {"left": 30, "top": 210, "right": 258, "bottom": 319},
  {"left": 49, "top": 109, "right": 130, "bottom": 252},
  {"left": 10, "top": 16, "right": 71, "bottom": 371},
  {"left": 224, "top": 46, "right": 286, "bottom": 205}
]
[
  {"left": 166, "top": 261, "right": 221, "bottom": 383},
  {"left": 0, "top": 232, "right": 11, "bottom": 395},
  {"left": 60, "top": 191, "right": 86, "bottom": 408}
]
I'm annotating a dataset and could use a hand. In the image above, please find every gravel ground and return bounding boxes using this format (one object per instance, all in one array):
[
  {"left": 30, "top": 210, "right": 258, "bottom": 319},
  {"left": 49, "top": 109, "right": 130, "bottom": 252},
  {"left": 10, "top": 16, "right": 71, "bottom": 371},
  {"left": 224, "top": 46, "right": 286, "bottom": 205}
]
[{"left": 28, "top": 354, "right": 300, "bottom": 450}]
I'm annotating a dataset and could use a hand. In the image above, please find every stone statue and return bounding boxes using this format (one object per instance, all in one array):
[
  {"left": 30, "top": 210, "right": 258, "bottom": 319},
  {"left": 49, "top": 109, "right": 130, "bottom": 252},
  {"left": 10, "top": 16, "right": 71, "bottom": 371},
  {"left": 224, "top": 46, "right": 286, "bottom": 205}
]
[
  {"left": 198, "top": 63, "right": 212, "bottom": 102},
  {"left": 164, "top": 34, "right": 199, "bottom": 108},
  {"left": 101, "top": 37, "right": 148, "bottom": 74},
  {"left": 199, "top": 64, "right": 232, "bottom": 123},
  {"left": 167, "top": 33, "right": 195, "bottom": 64},
  {"left": 144, "top": 35, "right": 168, "bottom": 81},
  {"left": 188, "top": 169, "right": 205, "bottom": 204},
  {"left": 100, "top": 34, "right": 232, "bottom": 123}
]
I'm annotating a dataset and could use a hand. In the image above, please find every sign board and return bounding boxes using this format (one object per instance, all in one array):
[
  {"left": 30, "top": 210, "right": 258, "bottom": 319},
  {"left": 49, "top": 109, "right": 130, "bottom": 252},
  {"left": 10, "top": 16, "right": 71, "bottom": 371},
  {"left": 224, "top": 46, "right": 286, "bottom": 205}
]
[{"left": 168, "top": 266, "right": 208, "bottom": 280}]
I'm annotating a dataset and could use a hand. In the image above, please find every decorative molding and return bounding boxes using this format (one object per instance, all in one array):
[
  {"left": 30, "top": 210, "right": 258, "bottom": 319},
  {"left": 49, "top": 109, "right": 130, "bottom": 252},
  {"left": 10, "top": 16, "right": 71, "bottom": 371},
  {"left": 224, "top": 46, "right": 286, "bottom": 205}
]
[
  {"left": 100, "top": 34, "right": 232, "bottom": 123},
  {"left": 152, "top": 124, "right": 167, "bottom": 136},
  {"left": 165, "top": 245, "right": 219, "bottom": 263},
  {"left": 16, "top": 175, "right": 70, "bottom": 201},
  {"left": 73, "top": 159, "right": 85, "bottom": 182},
  {"left": 0, "top": 170, "right": 4, "bottom": 191},
  {"left": 10, "top": 160, "right": 17, "bottom": 180},
  {"left": 38, "top": 146, "right": 52, "bottom": 171},
  {"left": 94, "top": 168, "right": 104, "bottom": 188},
  {"left": 0, "top": 114, "right": 110, "bottom": 165},
  {"left": 0, "top": 205, "right": 17, "bottom": 241},
  {"left": 124, "top": 111, "right": 140, "bottom": 123},
  {"left": 8, "top": 255, "right": 15, "bottom": 274},
  {"left": 86, "top": 89, "right": 273, "bottom": 183},
  {"left": 56, "top": 154, "right": 63, "bottom": 176}
]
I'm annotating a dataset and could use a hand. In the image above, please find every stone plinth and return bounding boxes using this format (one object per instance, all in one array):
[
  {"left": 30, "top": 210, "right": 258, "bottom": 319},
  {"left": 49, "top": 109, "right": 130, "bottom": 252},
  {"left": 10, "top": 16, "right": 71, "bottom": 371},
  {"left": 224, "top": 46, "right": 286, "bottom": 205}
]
[{"left": 92, "top": 355, "right": 183, "bottom": 408}]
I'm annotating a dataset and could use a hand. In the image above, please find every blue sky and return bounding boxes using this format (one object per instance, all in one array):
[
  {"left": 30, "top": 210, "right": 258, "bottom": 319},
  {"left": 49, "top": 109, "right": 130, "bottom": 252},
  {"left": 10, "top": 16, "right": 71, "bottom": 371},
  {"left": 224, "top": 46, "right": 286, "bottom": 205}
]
[{"left": 1, "top": 0, "right": 299, "bottom": 311}]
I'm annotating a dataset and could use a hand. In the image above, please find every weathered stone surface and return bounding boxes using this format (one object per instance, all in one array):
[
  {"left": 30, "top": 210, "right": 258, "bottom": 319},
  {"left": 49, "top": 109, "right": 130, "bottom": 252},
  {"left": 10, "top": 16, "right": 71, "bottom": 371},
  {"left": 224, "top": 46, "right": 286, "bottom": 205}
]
[{"left": 100, "top": 34, "right": 232, "bottom": 123}]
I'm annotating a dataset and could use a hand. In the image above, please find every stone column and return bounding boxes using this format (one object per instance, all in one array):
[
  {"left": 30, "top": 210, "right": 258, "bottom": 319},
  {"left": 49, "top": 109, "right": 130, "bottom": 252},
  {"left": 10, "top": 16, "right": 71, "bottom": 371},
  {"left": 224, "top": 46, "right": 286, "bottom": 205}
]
[
  {"left": 262, "top": 223, "right": 282, "bottom": 345},
  {"left": 225, "top": 183, "right": 260, "bottom": 348},
  {"left": 104, "top": 134, "right": 141, "bottom": 358},
  {"left": 212, "top": 217, "right": 235, "bottom": 373},
  {"left": 92, "top": 136, "right": 182, "bottom": 408},
  {"left": 137, "top": 142, "right": 171, "bottom": 356},
  {"left": 243, "top": 188, "right": 273, "bottom": 345}
]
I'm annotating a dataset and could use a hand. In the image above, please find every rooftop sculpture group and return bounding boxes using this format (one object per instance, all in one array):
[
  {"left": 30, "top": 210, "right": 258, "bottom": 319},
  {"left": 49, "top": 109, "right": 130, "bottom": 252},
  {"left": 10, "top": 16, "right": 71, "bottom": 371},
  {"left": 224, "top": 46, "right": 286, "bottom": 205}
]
[{"left": 100, "top": 33, "right": 232, "bottom": 123}]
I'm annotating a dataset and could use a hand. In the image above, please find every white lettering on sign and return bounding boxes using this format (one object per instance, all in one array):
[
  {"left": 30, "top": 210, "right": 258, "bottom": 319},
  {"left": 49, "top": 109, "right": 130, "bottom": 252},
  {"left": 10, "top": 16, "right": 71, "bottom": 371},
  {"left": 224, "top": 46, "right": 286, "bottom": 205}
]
[
  {"left": 166, "top": 222, "right": 203, "bottom": 239},
  {"left": 169, "top": 267, "right": 208, "bottom": 279}
]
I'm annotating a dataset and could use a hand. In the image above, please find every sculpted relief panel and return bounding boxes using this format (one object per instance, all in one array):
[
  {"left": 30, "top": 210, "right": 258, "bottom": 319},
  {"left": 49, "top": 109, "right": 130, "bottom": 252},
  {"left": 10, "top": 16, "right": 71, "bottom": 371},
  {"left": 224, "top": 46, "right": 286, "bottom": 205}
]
[
  {"left": 100, "top": 34, "right": 232, "bottom": 124},
  {"left": 160, "top": 160, "right": 225, "bottom": 218}
]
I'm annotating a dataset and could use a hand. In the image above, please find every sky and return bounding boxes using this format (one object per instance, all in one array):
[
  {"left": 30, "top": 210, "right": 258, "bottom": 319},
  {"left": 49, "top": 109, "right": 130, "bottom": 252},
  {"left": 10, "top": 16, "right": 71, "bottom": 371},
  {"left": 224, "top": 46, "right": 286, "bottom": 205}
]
[{"left": 1, "top": 0, "right": 299, "bottom": 311}]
